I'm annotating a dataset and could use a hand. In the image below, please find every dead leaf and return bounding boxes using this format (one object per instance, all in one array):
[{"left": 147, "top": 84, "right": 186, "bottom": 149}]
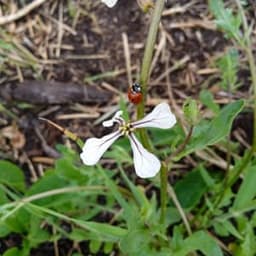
[{"left": 1, "top": 124, "right": 26, "bottom": 149}]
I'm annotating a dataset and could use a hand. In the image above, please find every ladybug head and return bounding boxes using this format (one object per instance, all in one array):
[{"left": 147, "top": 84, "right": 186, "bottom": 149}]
[{"left": 132, "top": 82, "right": 141, "bottom": 93}]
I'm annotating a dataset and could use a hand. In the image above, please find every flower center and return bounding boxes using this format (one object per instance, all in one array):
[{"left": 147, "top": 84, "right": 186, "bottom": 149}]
[{"left": 119, "top": 122, "right": 134, "bottom": 136}]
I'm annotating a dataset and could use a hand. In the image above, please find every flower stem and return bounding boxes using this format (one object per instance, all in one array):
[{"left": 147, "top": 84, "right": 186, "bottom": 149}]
[
  {"left": 160, "top": 162, "right": 168, "bottom": 224},
  {"left": 137, "top": 0, "right": 166, "bottom": 148}
]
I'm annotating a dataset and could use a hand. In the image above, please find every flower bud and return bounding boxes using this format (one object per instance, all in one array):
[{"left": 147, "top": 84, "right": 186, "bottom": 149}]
[
  {"left": 136, "top": 0, "right": 154, "bottom": 12},
  {"left": 183, "top": 99, "right": 200, "bottom": 126}
]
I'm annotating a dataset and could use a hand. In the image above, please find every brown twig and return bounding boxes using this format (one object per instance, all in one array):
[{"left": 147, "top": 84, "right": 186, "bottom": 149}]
[{"left": 0, "top": 0, "right": 47, "bottom": 25}]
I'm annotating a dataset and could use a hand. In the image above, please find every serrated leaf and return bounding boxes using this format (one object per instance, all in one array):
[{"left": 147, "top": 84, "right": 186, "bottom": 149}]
[
  {"left": 216, "top": 48, "right": 240, "bottom": 91},
  {"left": 209, "top": 0, "right": 242, "bottom": 41}
]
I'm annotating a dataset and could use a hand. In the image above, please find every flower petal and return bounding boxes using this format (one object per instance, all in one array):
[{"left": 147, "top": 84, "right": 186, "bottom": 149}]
[
  {"left": 132, "top": 102, "right": 176, "bottom": 129},
  {"left": 103, "top": 110, "right": 123, "bottom": 127},
  {"left": 80, "top": 131, "right": 121, "bottom": 165},
  {"left": 101, "top": 0, "right": 118, "bottom": 8},
  {"left": 128, "top": 134, "right": 161, "bottom": 178}
]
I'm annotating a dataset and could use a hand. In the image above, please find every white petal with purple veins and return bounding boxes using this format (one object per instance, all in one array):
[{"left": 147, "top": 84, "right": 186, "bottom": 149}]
[
  {"left": 80, "top": 131, "right": 121, "bottom": 165},
  {"left": 128, "top": 134, "right": 161, "bottom": 178},
  {"left": 103, "top": 110, "right": 123, "bottom": 127},
  {"left": 133, "top": 102, "right": 176, "bottom": 129},
  {"left": 101, "top": 0, "right": 118, "bottom": 8}
]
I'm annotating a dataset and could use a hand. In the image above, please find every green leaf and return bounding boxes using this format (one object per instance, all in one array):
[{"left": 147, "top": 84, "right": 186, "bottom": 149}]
[
  {"left": 0, "top": 222, "right": 11, "bottom": 237},
  {"left": 0, "top": 187, "right": 9, "bottom": 204},
  {"left": 4, "top": 208, "right": 30, "bottom": 234},
  {"left": 209, "top": 0, "right": 242, "bottom": 41},
  {"left": 119, "top": 96, "right": 129, "bottom": 122},
  {"left": 98, "top": 166, "right": 131, "bottom": 216},
  {"left": 70, "top": 227, "right": 100, "bottom": 241},
  {"left": 173, "top": 169, "right": 208, "bottom": 210},
  {"left": 0, "top": 160, "right": 25, "bottom": 192},
  {"left": 120, "top": 169, "right": 152, "bottom": 220},
  {"left": 150, "top": 125, "right": 183, "bottom": 147},
  {"left": 120, "top": 229, "right": 151, "bottom": 255},
  {"left": 199, "top": 90, "right": 220, "bottom": 114},
  {"left": 233, "top": 165, "right": 256, "bottom": 210},
  {"left": 26, "top": 170, "right": 69, "bottom": 206},
  {"left": 174, "top": 231, "right": 223, "bottom": 256},
  {"left": 183, "top": 99, "right": 200, "bottom": 125},
  {"left": 234, "top": 219, "right": 256, "bottom": 256},
  {"left": 89, "top": 240, "right": 102, "bottom": 254},
  {"left": 216, "top": 48, "right": 240, "bottom": 91},
  {"left": 3, "top": 247, "right": 22, "bottom": 256},
  {"left": 176, "top": 100, "right": 244, "bottom": 159},
  {"left": 103, "top": 242, "right": 114, "bottom": 254},
  {"left": 214, "top": 220, "right": 243, "bottom": 239},
  {"left": 0, "top": 40, "right": 14, "bottom": 50},
  {"left": 198, "top": 165, "right": 215, "bottom": 188},
  {"left": 75, "top": 220, "right": 127, "bottom": 242},
  {"left": 27, "top": 216, "right": 51, "bottom": 247},
  {"left": 55, "top": 157, "right": 88, "bottom": 184}
]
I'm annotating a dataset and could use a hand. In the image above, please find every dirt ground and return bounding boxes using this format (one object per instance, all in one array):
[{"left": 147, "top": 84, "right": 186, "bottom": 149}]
[{"left": 0, "top": 0, "right": 254, "bottom": 254}]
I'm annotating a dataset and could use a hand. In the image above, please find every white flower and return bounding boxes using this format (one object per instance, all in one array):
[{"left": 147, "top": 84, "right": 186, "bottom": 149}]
[
  {"left": 101, "top": 0, "right": 118, "bottom": 8},
  {"left": 80, "top": 103, "right": 176, "bottom": 178}
]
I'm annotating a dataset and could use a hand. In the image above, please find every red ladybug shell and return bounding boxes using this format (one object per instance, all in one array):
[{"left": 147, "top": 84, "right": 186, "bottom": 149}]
[{"left": 128, "top": 83, "right": 142, "bottom": 104}]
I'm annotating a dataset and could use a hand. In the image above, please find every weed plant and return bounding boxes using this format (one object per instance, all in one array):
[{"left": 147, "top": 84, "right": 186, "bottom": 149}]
[{"left": 0, "top": 0, "right": 256, "bottom": 255}]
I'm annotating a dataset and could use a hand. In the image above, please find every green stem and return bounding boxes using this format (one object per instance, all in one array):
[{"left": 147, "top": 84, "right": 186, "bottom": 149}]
[
  {"left": 216, "top": 0, "right": 256, "bottom": 207},
  {"left": 235, "top": 0, "right": 256, "bottom": 152},
  {"left": 246, "top": 46, "right": 256, "bottom": 152},
  {"left": 137, "top": 0, "right": 165, "bottom": 148},
  {"left": 160, "top": 162, "right": 168, "bottom": 224}
]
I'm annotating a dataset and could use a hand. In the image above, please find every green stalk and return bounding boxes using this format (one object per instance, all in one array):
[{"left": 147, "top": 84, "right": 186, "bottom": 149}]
[
  {"left": 235, "top": 0, "right": 256, "bottom": 152},
  {"left": 137, "top": 0, "right": 166, "bottom": 148},
  {"left": 160, "top": 162, "right": 168, "bottom": 224},
  {"left": 225, "top": 0, "right": 256, "bottom": 183}
]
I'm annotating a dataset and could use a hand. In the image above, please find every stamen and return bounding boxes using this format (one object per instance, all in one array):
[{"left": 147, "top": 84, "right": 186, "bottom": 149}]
[{"left": 119, "top": 122, "right": 135, "bottom": 136}]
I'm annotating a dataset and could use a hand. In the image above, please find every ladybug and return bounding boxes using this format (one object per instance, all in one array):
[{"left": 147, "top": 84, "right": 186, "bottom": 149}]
[{"left": 128, "top": 82, "right": 143, "bottom": 104}]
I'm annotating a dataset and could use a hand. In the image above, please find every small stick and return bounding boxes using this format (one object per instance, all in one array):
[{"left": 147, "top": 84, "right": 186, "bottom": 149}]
[
  {"left": 39, "top": 117, "right": 84, "bottom": 149},
  {"left": 0, "top": 0, "right": 47, "bottom": 25},
  {"left": 122, "top": 33, "right": 132, "bottom": 86}
]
